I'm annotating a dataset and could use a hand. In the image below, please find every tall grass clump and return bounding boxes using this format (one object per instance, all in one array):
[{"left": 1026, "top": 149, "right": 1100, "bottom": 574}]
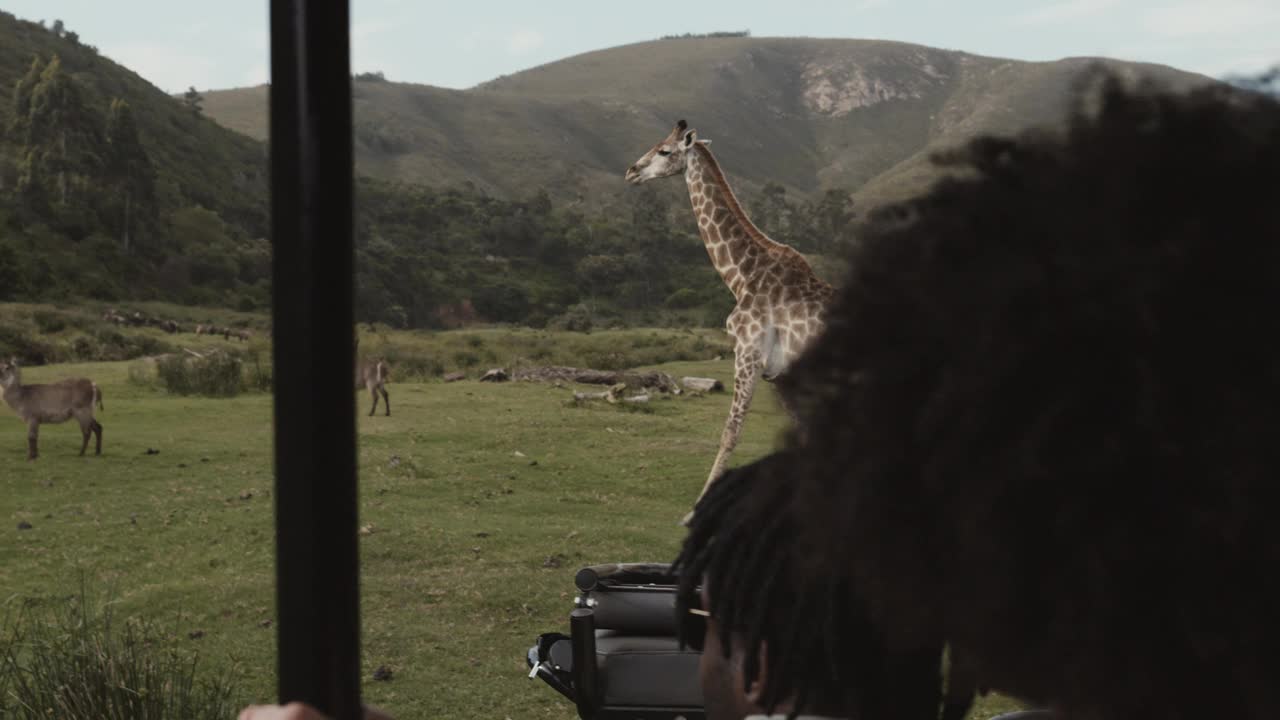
[
  {"left": 0, "top": 588, "right": 237, "bottom": 719},
  {"left": 155, "top": 353, "right": 244, "bottom": 397},
  {"left": 242, "top": 349, "right": 273, "bottom": 393}
]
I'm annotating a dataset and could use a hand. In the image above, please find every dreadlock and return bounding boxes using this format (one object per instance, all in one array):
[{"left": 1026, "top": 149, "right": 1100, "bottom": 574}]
[
  {"left": 672, "top": 451, "right": 944, "bottom": 719},
  {"left": 778, "top": 70, "right": 1280, "bottom": 719}
]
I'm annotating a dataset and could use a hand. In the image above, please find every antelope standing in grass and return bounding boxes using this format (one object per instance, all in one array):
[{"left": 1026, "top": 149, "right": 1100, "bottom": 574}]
[
  {"left": 0, "top": 358, "right": 104, "bottom": 461},
  {"left": 354, "top": 338, "right": 390, "bottom": 417}
]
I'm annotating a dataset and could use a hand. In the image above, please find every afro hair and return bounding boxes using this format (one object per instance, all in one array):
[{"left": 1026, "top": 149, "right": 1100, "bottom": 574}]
[{"left": 777, "top": 72, "right": 1280, "bottom": 719}]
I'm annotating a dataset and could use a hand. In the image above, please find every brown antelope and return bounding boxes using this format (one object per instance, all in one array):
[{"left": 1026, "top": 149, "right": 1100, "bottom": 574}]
[
  {"left": 354, "top": 338, "right": 390, "bottom": 417},
  {"left": 0, "top": 358, "right": 104, "bottom": 461}
]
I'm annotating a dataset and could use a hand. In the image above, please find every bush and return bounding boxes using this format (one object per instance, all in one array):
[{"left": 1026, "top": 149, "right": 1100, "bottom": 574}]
[
  {"left": 0, "top": 322, "right": 59, "bottom": 365},
  {"left": 385, "top": 354, "right": 443, "bottom": 381},
  {"left": 452, "top": 350, "right": 480, "bottom": 368},
  {"left": 0, "top": 585, "right": 236, "bottom": 720},
  {"left": 31, "top": 310, "right": 67, "bottom": 334},
  {"left": 549, "top": 304, "right": 593, "bottom": 333},
  {"left": 243, "top": 349, "right": 273, "bottom": 393},
  {"left": 71, "top": 335, "right": 96, "bottom": 360},
  {"left": 90, "top": 328, "right": 174, "bottom": 362},
  {"left": 664, "top": 288, "right": 700, "bottom": 309},
  {"left": 127, "top": 359, "right": 159, "bottom": 388},
  {"left": 156, "top": 352, "right": 243, "bottom": 397}
]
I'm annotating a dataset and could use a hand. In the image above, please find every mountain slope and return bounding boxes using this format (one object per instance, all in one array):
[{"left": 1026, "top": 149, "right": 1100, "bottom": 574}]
[
  {"left": 202, "top": 37, "right": 1214, "bottom": 211},
  {"left": 0, "top": 11, "right": 271, "bottom": 307},
  {"left": 0, "top": 11, "right": 267, "bottom": 232}
]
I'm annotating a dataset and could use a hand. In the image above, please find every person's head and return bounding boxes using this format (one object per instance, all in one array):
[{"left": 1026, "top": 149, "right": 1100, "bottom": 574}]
[
  {"left": 672, "top": 451, "right": 943, "bottom": 720},
  {"left": 777, "top": 72, "right": 1280, "bottom": 719}
]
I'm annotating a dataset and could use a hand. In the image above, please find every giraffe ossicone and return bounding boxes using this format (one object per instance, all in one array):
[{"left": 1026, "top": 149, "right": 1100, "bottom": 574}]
[{"left": 625, "top": 120, "right": 834, "bottom": 523}]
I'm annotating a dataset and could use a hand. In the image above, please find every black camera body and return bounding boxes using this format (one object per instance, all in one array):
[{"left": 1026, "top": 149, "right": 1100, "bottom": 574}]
[{"left": 526, "top": 563, "right": 704, "bottom": 719}]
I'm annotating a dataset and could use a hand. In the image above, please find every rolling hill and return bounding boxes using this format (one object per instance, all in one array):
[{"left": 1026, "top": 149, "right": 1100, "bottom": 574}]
[
  {"left": 0, "top": 11, "right": 268, "bottom": 234},
  {"left": 202, "top": 37, "right": 1215, "bottom": 211},
  {"left": 0, "top": 16, "right": 1226, "bottom": 332}
]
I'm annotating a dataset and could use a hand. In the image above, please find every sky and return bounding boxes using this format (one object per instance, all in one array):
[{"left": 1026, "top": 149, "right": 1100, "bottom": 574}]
[{"left": 2, "top": 0, "right": 1277, "bottom": 94}]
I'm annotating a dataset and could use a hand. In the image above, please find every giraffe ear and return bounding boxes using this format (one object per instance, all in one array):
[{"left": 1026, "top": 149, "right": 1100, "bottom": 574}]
[{"left": 682, "top": 129, "right": 696, "bottom": 147}]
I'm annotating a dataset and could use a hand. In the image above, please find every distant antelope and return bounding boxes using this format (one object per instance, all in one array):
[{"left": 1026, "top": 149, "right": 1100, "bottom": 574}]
[
  {"left": 356, "top": 358, "right": 391, "bottom": 417},
  {"left": 354, "top": 338, "right": 390, "bottom": 416},
  {"left": 0, "top": 358, "right": 104, "bottom": 461}
]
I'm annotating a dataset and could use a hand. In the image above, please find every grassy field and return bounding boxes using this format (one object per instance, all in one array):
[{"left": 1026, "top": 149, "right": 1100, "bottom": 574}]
[{"left": 0, "top": 330, "right": 1023, "bottom": 718}]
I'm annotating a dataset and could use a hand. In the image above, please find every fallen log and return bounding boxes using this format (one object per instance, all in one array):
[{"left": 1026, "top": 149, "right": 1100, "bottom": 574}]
[
  {"left": 681, "top": 376, "right": 724, "bottom": 393},
  {"left": 443, "top": 371, "right": 466, "bottom": 383},
  {"left": 513, "top": 366, "right": 681, "bottom": 393},
  {"left": 573, "top": 389, "right": 650, "bottom": 404}
]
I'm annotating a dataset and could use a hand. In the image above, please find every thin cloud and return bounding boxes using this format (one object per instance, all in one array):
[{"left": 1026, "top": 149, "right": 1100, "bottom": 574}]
[
  {"left": 1142, "top": 1, "right": 1280, "bottom": 38},
  {"left": 507, "top": 28, "right": 545, "bottom": 55},
  {"left": 1008, "top": 0, "right": 1121, "bottom": 26},
  {"left": 352, "top": 18, "right": 395, "bottom": 45},
  {"left": 100, "top": 42, "right": 219, "bottom": 93},
  {"left": 1192, "top": 49, "right": 1280, "bottom": 78},
  {"left": 244, "top": 62, "right": 268, "bottom": 87},
  {"left": 456, "top": 30, "right": 484, "bottom": 53}
]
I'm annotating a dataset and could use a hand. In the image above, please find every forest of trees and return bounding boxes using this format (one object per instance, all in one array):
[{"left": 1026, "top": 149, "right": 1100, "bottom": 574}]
[
  {"left": 0, "top": 21, "right": 857, "bottom": 330},
  {"left": 0, "top": 50, "right": 269, "bottom": 308},
  {"left": 351, "top": 176, "right": 853, "bottom": 330}
]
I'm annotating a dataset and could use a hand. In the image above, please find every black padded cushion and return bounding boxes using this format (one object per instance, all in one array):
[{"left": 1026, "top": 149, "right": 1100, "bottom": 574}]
[
  {"left": 576, "top": 563, "right": 677, "bottom": 591},
  {"left": 591, "top": 587, "right": 679, "bottom": 635},
  {"left": 595, "top": 630, "right": 703, "bottom": 707}
]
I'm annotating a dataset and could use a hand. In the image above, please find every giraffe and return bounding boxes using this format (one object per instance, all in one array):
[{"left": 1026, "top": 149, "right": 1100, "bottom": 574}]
[{"left": 625, "top": 120, "right": 834, "bottom": 523}]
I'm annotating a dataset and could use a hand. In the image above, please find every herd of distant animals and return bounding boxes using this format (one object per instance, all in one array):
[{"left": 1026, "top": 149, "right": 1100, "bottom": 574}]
[
  {"left": 101, "top": 308, "right": 254, "bottom": 341},
  {"left": 5, "top": 121, "right": 828, "bottom": 517}
]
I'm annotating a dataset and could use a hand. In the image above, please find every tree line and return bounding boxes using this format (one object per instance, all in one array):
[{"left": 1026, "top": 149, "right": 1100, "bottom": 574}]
[{"left": 0, "top": 53, "right": 858, "bottom": 329}]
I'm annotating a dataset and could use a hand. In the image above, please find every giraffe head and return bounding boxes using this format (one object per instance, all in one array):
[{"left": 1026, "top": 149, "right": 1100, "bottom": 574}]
[{"left": 624, "top": 119, "right": 708, "bottom": 185}]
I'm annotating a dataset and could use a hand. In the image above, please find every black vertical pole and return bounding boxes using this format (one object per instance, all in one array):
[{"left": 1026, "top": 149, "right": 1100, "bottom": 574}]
[{"left": 269, "top": 2, "right": 360, "bottom": 718}]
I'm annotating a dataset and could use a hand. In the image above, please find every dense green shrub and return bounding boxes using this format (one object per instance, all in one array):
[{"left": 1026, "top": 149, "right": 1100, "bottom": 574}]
[
  {"left": 30, "top": 310, "right": 66, "bottom": 333},
  {"left": 664, "top": 288, "right": 700, "bottom": 309},
  {"left": 156, "top": 353, "right": 243, "bottom": 397},
  {"left": 242, "top": 348, "right": 273, "bottom": 393},
  {"left": 549, "top": 304, "right": 594, "bottom": 333}
]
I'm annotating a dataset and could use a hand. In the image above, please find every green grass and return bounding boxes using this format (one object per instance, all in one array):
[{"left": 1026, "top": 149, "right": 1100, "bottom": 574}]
[{"left": 1, "top": 345, "right": 1024, "bottom": 719}]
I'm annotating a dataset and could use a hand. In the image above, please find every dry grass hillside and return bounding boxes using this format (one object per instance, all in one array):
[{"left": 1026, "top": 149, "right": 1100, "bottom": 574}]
[{"left": 202, "top": 37, "right": 1214, "bottom": 211}]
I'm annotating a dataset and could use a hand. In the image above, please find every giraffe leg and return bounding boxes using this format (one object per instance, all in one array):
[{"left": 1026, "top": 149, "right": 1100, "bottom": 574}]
[{"left": 682, "top": 351, "right": 762, "bottom": 525}]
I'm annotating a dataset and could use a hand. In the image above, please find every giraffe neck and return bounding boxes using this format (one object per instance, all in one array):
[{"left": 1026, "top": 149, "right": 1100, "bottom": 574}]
[{"left": 684, "top": 144, "right": 780, "bottom": 301}]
